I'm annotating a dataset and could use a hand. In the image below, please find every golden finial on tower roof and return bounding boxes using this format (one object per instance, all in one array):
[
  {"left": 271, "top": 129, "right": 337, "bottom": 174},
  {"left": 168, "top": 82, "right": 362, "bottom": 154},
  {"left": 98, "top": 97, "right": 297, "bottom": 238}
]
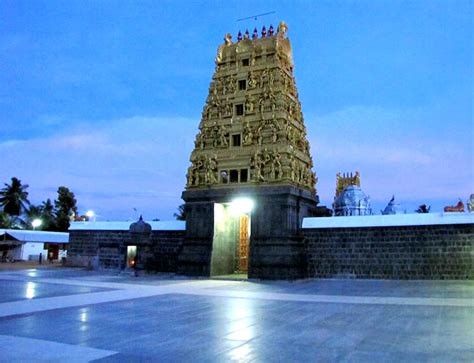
[
  {"left": 268, "top": 25, "right": 274, "bottom": 36},
  {"left": 224, "top": 33, "right": 233, "bottom": 45},
  {"left": 252, "top": 28, "right": 258, "bottom": 39},
  {"left": 277, "top": 21, "right": 288, "bottom": 38}
]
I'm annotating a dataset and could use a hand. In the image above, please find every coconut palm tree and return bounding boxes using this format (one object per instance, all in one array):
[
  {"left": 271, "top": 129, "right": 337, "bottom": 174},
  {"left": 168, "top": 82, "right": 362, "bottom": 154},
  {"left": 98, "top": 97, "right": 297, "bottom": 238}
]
[
  {"left": 0, "top": 211, "right": 14, "bottom": 228},
  {"left": 174, "top": 204, "right": 186, "bottom": 221},
  {"left": 0, "top": 177, "right": 30, "bottom": 216},
  {"left": 40, "top": 199, "right": 57, "bottom": 231}
]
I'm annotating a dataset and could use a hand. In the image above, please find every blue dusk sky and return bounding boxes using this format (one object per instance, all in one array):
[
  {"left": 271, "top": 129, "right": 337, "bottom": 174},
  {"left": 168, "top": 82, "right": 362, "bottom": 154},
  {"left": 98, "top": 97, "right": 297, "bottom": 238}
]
[{"left": 1, "top": 0, "right": 472, "bottom": 221}]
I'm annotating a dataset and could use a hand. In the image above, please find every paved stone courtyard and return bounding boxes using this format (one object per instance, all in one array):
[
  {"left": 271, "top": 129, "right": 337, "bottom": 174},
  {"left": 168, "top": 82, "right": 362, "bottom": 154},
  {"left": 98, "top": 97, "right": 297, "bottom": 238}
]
[{"left": 0, "top": 268, "right": 472, "bottom": 362}]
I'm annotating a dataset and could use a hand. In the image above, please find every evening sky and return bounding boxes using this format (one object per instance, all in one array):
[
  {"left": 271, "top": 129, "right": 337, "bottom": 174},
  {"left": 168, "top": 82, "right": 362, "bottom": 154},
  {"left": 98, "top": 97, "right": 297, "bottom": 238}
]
[{"left": 1, "top": 0, "right": 472, "bottom": 220}]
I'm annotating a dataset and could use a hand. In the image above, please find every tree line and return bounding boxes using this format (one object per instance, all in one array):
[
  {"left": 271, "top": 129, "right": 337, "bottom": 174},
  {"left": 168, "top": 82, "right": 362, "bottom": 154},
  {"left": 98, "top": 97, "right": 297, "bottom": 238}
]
[{"left": 0, "top": 177, "right": 79, "bottom": 232}]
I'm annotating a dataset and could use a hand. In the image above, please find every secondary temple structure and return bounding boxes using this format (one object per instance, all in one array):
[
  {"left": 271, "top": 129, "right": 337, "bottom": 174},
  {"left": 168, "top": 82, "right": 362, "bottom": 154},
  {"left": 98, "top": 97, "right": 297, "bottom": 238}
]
[
  {"left": 333, "top": 172, "right": 372, "bottom": 216},
  {"left": 179, "top": 22, "right": 319, "bottom": 279}
]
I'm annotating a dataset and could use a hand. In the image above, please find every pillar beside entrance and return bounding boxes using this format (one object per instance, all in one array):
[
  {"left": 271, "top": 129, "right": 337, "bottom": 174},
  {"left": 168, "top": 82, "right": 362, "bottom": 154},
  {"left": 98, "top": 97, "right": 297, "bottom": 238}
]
[
  {"left": 178, "top": 186, "right": 318, "bottom": 279},
  {"left": 177, "top": 197, "right": 214, "bottom": 276}
]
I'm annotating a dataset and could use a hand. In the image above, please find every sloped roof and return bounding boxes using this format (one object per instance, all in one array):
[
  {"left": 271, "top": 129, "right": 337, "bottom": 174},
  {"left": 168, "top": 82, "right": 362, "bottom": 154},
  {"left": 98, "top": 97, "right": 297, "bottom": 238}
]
[{"left": 0, "top": 229, "right": 69, "bottom": 243}]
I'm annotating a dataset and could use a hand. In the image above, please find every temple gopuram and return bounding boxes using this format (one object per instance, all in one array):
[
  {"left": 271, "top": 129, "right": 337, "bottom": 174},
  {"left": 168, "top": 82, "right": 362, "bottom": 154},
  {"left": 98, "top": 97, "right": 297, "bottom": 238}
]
[{"left": 179, "top": 22, "right": 320, "bottom": 279}]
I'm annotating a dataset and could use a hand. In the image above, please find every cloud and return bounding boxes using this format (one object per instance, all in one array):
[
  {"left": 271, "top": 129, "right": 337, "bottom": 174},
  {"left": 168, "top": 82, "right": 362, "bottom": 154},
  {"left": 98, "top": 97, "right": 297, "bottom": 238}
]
[
  {"left": 1, "top": 106, "right": 471, "bottom": 219},
  {"left": 0, "top": 116, "right": 198, "bottom": 220},
  {"left": 305, "top": 105, "right": 473, "bottom": 210}
]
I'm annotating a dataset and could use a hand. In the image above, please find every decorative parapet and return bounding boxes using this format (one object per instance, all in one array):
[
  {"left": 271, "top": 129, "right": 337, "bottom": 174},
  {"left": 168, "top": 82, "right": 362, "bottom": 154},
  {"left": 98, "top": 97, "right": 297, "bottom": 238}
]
[
  {"left": 302, "top": 212, "right": 474, "bottom": 229},
  {"left": 69, "top": 221, "right": 185, "bottom": 231}
]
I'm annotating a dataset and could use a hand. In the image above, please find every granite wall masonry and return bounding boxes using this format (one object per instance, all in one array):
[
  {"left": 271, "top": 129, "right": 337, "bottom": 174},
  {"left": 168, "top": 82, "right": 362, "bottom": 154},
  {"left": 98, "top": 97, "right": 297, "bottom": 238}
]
[
  {"left": 67, "top": 229, "right": 185, "bottom": 272},
  {"left": 304, "top": 223, "right": 473, "bottom": 279},
  {"left": 67, "top": 215, "right": 473, "bottom": 280}
]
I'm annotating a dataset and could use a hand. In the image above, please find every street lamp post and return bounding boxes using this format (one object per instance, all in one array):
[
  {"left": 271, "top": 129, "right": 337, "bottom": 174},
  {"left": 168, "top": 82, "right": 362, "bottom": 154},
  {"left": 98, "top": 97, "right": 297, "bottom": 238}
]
[
  {"left": 32, "top": 219, "right": 42, "bottom": 230},
  {"left": 86, "top": 210, "right": 96, "bottom": 222}
]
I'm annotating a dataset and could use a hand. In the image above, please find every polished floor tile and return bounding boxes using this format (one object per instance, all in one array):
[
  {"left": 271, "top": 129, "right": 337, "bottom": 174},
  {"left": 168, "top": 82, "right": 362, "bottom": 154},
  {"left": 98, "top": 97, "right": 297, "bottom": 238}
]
[{"left": 0, "top": 268, "right": 472, "bottom": 362}]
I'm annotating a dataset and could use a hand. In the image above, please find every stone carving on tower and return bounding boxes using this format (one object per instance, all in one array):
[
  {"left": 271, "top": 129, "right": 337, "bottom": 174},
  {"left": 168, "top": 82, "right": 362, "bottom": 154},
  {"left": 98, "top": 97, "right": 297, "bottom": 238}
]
[{"left": 186, "top": 21, "right": 317, "bottom": 194}]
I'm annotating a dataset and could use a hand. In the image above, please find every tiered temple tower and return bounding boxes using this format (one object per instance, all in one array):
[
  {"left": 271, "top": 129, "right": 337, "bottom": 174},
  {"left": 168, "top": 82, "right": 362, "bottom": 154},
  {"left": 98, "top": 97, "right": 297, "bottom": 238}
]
[{"left": 179, "top": 22, "right": 319, "bottom": 279}]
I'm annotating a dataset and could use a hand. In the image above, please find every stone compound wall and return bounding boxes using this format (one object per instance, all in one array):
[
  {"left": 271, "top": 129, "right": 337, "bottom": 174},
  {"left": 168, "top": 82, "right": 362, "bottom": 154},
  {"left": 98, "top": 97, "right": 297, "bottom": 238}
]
[
  {"left": 67, "top": 229, "right": 185, "bottom": 272},
  {"left": 147, "top": 231, "right": 185, "bottom": 272},
  {"left": 304, "top": 223, "right": 474, "bottom": 279},
  {"left": 67, "top": 215, "right": 473, "bottom": 279}
]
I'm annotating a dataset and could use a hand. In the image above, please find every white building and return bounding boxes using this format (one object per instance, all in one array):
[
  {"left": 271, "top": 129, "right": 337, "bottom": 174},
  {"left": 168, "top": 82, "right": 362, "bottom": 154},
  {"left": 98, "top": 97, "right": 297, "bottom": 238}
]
[{"left": 0, "top": 229, "right": 69, "bottom": 262}]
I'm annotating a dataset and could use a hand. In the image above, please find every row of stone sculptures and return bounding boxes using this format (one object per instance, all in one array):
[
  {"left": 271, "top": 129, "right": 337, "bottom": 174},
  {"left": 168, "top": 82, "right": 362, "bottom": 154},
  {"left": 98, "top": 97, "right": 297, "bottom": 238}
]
[
  {"left": 216, "top": 49, "right": 293, "bottom": 75},
  {"left": 187, "top": 150, "right": 316, "bottom": 189},
  {"left": 235, "top": 25, "right": 276, "bottom": 42},
  {"left": 223, "top": 22, "right": 288, "bottom": 45},
  {"left": 196, "top": 117, "right": 309, "bottom": 154},
  {"left": 207, "top": 68, "right": 297, "bottom": 100},
  {"left": 202, "top": 94, "right": 301, "bottom": 123}
]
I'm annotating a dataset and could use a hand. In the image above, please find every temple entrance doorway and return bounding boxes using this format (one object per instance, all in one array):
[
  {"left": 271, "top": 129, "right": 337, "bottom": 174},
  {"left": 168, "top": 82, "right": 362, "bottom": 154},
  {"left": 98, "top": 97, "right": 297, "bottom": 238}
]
[
  {"left": 211, "top": 199, "right": 253, "bottom": 278},
  {"left": 126, "top": 245, "right": 137, "bottom": 269}
]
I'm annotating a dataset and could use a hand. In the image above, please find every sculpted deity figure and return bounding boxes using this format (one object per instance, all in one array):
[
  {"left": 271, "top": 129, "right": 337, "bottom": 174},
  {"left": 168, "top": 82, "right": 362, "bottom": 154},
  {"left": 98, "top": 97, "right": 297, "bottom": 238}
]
[
  {"left": 262, "top": 148, "right": 271, "bottom": 165},
  {"left": 287, "top": 125, "right": 296, "bottom": 145},
  {"left": 187, "top": 169, "right": 193, "bottom": 186},
  {"left": 202, "top": 104, "right": 210, "bottom": 121},
  {"left": 208, "top": 156, "right": 218, "bottom": 184},
  {"left": 255, "top": 123, "right": 264, "bottom": 145},
  {"left": 271, "top": 124, "right": 278, "bottom": 143},
  {"left": 228, "top": 75, "right": 236, "bottom": 94},
  {"left": 288, "top": 102, "right": 295, "bottom": 117},
  {"left": 258, "top": 96, "right": 265, "bottom": 116},
  {"left": 243, "top": 122, "right": 253, "bottom": 145},
  {"left": 214, "top": 77, "right": 222, "bottom": 95},
  {"left": 277, "top": 21, "right": 288, "bottom": 39},
  {"left": 196, "top": 131, "right": 205, "bottom": 150},
  {"left": 251, "top": 152, "right": 264, "bottom": 182},
  {"left": 245, "top": 95, "right": 254, "bottom": 114},
  {"left": 303, "top": 139, "right": 310, "bottom": 154},
  {"left": 289, "top": 154, "right": 296, "bottom": 181},
  {"left": 269, "top": 70, "right": 275, "bottom": 87},
  {"left": 224, "top": 101, "right": 232, "bottom": 117},
  {"left": 468, "top": 194, "right": 474, "bottom": 212},
  {"left": 224, "top": 33, "right": 233, "bottom": 45},
  {"left": 211, "top": 123, "right": 219, "bottom": 147},
  {"left": 210, "top": 82, "right": 218, "bottom": 97},
  {"left": 260, "top": 69, "right": 268, "bottom": 89},
  {"left": 270, "top": 152, "right": 282, "bottom": 180},
  {"left": 276, "top": 153, "right": 283, "bottom": 180},
  {"left": 248, "top": 71, "right": 257, "bottom": 88},
  {"left": 269, "top": 92, "right": 276, "bottom": 112},
  {"left": 353, "top": 171, "right": 361, "bottom": 186},
  {"left": 211, "top": 98, "right": 220, "bottom": 119},
  {"left": 190, "top": 159, "right": 203, "bottom": 186},
  {"left": 218, "top": 125, "right": 228, "bottom": 147}
]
